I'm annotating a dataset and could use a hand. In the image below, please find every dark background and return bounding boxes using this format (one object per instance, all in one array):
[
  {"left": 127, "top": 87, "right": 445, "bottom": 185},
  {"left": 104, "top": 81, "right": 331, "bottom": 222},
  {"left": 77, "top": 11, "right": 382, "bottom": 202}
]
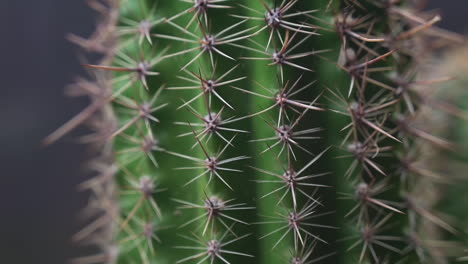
[{"left": 0, "top": 1, "right": 465, "bottom": 264}]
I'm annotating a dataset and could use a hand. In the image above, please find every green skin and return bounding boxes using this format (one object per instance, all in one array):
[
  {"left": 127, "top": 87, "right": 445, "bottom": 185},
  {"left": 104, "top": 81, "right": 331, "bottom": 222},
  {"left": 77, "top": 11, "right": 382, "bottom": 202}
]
[{"left": 102, "top": 0, "right": 464, "bottom": 263}]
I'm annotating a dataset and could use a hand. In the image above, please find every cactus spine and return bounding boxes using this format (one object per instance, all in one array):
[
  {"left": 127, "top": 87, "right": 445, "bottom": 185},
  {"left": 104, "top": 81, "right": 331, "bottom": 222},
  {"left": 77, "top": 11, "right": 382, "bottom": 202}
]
[{"left": 49, "top": 0, "right": 468, "bottom": 263}]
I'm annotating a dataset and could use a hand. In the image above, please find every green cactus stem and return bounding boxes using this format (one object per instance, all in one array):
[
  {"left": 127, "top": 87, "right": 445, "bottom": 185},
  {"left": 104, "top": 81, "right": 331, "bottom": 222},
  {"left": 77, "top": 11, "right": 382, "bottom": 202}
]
[{"left": 46, "top": 0, "right": 468, "bottom": 263}]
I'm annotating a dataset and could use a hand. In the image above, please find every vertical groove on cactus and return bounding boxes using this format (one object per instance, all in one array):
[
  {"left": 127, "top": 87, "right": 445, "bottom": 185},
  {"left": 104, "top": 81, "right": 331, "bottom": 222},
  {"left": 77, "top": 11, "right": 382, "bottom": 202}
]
[{"left": 47, "top": 0, "right": 468, "bottom": 263}]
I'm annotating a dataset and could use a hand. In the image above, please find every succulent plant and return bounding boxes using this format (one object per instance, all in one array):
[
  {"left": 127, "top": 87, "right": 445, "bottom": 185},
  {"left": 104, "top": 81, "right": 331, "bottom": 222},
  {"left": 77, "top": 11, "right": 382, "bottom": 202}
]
[{"left": 47, "top": 0, "right": 468, "bottom": 263}]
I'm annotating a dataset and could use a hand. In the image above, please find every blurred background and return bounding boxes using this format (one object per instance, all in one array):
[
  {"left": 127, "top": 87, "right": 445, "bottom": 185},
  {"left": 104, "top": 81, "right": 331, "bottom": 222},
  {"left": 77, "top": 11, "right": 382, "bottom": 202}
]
[{"left": 0, "top": 1, "right": 466, "bottom": 263}]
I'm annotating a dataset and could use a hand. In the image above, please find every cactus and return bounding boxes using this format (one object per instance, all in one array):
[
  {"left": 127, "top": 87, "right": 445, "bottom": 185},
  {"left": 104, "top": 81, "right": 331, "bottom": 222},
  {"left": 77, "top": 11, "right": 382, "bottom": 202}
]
[{"left": 47, "top": 0, "right": 468, "bottom": 263}]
